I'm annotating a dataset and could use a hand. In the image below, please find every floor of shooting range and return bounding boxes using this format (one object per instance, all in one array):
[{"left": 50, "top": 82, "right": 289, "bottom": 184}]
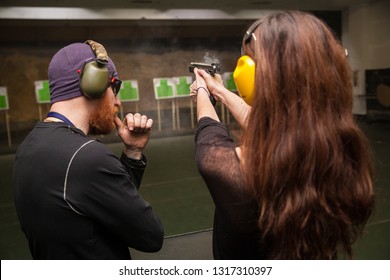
[{"left": 1, "top": 120, "right": 390, "bottom": 260}]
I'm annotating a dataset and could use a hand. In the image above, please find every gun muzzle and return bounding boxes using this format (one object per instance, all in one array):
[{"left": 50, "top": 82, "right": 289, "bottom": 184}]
[{"left": 189, "top": 62, "right": 220, "bottom": 76}]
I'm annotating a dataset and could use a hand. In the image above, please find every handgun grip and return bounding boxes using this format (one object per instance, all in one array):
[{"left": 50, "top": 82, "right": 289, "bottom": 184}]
[{"left": 209, "top": 94, "right": 216, "bottom": 107}]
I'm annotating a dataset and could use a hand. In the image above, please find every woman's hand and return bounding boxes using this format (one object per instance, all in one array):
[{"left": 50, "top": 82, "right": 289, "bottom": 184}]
[
  {"left": 192, "top": 68, "right": 251, "bottom": 130},
  {"left": 190, "top": 68, "right": 220, "bottom": 121},
  {"left": 190, "top": 68, "right": 224, "bottom": 103},
  {"left": 195, "top": 69, "right": 225, "bottom": 101}
]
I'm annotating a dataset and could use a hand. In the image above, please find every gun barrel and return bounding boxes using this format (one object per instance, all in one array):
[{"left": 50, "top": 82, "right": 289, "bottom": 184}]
[{"left": 189, "top": 62, "right": 220, "bottom": 75}]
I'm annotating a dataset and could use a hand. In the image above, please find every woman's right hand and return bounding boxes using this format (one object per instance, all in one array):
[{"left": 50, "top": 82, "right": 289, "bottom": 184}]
[
  {"left": 195, "top": 69, "right": 226, "bottom": 101},
  {"left": 197, "top": 68, "right": 251, "bottom": 130}
]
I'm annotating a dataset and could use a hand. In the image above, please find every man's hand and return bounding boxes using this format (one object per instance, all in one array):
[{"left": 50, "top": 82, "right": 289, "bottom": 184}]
[{"left": 114, "top": 113, "right": 153, "bottom": 159}]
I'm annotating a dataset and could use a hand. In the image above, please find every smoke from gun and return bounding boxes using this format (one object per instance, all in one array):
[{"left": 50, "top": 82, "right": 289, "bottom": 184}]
[
  {"left": 203, "top": 52, "right": 220, "bottom": 65},
  {"left": 188, "top": 53, "right": 221, "bottom": 76}
]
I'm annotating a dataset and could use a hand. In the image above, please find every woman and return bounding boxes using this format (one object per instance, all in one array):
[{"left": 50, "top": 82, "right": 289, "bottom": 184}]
[{"left": 191, "top": 11, "right": 374, "bottom": 259}]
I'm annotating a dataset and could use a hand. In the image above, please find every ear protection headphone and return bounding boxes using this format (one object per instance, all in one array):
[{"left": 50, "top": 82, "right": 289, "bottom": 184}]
[
  {"left": 79, "top": 40, "right": 110, "bottom": 99},
  {"left": 233, "top": 21, "right": 261, "bottom": 106},
  {"left": 233, "top": 55, "right": 256, "bottom": 106}
]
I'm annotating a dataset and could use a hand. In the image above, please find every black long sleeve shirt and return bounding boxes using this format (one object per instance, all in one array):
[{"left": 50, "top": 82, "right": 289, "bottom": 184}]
[
  {"left": 195, "top": 117, "right": 268, "bottom": 259},
  {"left": 13, "top": 121, "right": 163, "bottom": 259}
]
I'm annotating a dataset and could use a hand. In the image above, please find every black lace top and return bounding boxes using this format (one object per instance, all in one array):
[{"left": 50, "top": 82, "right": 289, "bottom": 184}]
[{"left": 195, "top": 117, "right": 268, "bottom": 259}]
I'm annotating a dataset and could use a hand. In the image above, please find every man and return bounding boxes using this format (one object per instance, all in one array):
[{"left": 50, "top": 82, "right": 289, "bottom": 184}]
[{"left": 13, "top": 40, "right": 164, "bottom": 259}]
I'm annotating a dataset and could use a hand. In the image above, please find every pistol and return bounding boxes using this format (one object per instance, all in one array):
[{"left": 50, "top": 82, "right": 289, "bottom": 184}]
[
  {"left": 188, "top": 62, "right": 220, "bottom": 76},
  {"left": 188, "top": 62, "right": 220, "bottom": 106}
]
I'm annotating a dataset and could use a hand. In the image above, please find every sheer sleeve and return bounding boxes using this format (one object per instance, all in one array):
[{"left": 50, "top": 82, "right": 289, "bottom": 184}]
[{"left": 195, "top": 117, "right": 254, "bottom": 222}]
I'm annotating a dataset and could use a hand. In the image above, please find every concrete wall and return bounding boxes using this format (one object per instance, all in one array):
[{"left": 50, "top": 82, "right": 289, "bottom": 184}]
[
  {"left": 0, "top": 11, "right": 341, "bottom": 141},
  {"left": 7, "top": 10, "right": 383, "bottom": 146},
  {"left": 0, "top": 21, "right": 248, "bottom": 137},
  {"left": 343, "top": 0, "right": 390, "bottom": 115}
]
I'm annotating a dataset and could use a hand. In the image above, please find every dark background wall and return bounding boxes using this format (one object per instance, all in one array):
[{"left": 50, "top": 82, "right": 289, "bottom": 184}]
[{"left": 0, "top": 12, "right": 341, "bottom": 141}]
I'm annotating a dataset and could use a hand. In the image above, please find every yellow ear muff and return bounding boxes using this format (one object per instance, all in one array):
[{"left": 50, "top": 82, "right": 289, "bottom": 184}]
[{"left": 233, "top": 55, "right": 255, "bottom": 106}]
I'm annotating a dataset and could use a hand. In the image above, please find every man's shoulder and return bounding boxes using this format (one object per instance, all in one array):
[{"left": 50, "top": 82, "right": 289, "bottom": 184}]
[{"left": 74, "top": 139, "right": 114, "bottom": 159}]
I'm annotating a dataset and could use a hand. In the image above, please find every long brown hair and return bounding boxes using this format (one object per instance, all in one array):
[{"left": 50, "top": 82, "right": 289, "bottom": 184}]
[{"left": 242, "top": 11, "right": 374, "bottom": 259}]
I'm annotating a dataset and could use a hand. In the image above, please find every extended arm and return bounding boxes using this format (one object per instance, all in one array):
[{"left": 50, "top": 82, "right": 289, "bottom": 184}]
[{"left": 195, "top": 69, "right": 251, "bottom": 130}]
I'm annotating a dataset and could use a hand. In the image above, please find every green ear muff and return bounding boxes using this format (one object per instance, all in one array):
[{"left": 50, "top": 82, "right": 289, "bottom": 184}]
[
  {"left": 80, "top": 61, "right": 110, "bottom": 99},
  {"left": 233, "top": 55, "right": 256, "bottom": 106},
  {"left": 80, "top": 40, "right": 110, "bottom": 99}
]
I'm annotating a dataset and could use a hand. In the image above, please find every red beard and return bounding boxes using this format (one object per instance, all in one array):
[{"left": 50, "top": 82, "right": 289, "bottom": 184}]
[{"left": 89, "top": 94, "right": 117, "bottom": 135}]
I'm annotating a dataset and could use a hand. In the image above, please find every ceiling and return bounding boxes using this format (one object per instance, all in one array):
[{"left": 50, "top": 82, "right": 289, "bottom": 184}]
[
  {"left": 0, "top": 0, "right": 378, "bottom": 10},
  {"left": 0, "top": 0, "right": 379, "bottom": 20}
]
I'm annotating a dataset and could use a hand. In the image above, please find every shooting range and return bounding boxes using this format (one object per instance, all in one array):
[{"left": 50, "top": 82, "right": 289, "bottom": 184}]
[
  {"left": 0, "top": 1, "right": 389, "bottom": 264},
  {"left": 0, "top": 87, "right": 11, "bottom": 147},
  {"left": 118, "top": 79, "right": 140, "bottom": 119}
]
